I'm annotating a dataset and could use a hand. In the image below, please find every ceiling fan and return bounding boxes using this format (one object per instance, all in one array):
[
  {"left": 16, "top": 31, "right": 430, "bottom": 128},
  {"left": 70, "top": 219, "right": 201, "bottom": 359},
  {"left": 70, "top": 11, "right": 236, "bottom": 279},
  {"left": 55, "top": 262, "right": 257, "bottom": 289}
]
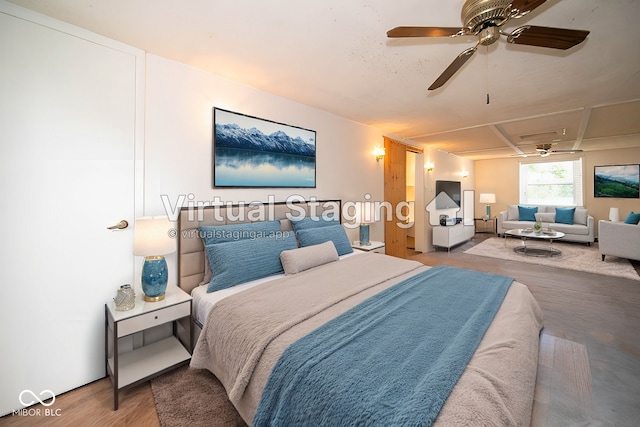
[
  {"left": 516, "top": 143, "right": 584, "bottom": 157},
  {"left": 387, "top": 0, "right": 590, "bottom": 90}
]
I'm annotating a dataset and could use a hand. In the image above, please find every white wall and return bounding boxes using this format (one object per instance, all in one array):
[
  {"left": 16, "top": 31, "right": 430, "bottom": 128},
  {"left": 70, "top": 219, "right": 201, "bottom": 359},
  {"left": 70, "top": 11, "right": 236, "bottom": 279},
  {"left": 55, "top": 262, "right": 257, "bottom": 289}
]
[{"left": 143, "top": 54, "right": 385, "bottom": 285}]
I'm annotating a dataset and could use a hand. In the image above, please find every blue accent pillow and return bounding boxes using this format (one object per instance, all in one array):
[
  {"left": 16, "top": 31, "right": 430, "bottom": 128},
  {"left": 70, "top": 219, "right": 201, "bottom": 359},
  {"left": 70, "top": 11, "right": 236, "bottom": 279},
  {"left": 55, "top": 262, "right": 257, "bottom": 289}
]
[
  {"left": 199, "top": 220, "right": 281, "bottom": 246},
  {"left": 290, "top": 216, "right": 339, "bottom": 231},
  {"left": 296, "top": 224, "right": 353, "bottom": 256},
  {"left": 624, "top": 211, "right": 640, "bottom": 225},
  {"left": 518, "top": 206, "right": 538, "bottom": 221},
  {"left": 206, "top": 233, "right": 297, "bottom": 293},
  {"left": 555, "top": 207, "right": 576, "bottom": 225}
]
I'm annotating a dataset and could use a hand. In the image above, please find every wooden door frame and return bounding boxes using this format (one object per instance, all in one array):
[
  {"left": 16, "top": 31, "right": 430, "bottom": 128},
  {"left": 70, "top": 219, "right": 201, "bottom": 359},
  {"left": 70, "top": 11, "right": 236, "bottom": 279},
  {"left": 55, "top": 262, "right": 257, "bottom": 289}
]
[{"left": 383, "top": 136, "right": 423, "bottom": 258}]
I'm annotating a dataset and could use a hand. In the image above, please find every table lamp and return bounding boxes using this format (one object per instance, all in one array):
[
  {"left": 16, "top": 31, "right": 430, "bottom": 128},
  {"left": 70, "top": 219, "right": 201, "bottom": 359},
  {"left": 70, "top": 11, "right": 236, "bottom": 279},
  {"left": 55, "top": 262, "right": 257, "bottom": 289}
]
[
  {"left": 356, "top": 201, "right": 379, "bottom": 245},
  {"left": 134, "top": 216, "right": 175, "bottom": 301},
  {"left": 479, "top": 193, "right": 496, "bottom": 218},
  {"left": 609, "top": 207, "right": 620, "bottom": 222}
]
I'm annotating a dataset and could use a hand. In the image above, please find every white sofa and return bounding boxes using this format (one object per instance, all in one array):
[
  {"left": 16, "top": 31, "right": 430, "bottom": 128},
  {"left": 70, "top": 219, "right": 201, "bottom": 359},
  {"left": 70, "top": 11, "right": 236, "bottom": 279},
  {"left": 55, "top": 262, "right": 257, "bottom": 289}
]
[
  {"left": 598, "top": 220, "right": 640, "bottom": 262},
  {"left": 498, "top": 205, "right": 595, "bottom": 244}
]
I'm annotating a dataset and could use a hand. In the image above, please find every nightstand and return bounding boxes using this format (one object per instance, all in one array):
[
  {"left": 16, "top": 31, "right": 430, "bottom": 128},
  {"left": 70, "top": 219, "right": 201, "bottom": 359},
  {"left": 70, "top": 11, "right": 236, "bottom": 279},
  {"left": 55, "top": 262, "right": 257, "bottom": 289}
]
[
  {"left": 352, "top": 240, "right": 385, "bottom": 254},
  {"left": 105, "top": 285, "right": 192, "bottom": 410}
]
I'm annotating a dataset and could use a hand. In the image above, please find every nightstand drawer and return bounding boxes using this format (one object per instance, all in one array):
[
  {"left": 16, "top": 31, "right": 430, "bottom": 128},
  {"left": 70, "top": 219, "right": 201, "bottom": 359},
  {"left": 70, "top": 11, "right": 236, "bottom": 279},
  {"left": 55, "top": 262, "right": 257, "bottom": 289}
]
[{"left": 117, "top": 302, "right": 190, "bottom": 337}]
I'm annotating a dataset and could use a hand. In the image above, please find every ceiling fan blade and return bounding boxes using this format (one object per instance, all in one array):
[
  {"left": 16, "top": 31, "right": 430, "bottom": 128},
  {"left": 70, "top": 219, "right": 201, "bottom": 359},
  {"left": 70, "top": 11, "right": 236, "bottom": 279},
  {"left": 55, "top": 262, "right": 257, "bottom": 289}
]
[
  {"left": 509, "top": 0, "right": 548, "bottom": 17},
  {"left": 428, "top": 46, "right": 477, "bottom": 90},
  {"left": 552, "top": 149, "right": 583, "bottom": 153},
  {"left": 507, "top": 25, "right": 589, "bottom": 49},
  {"left": 387, "top": 26, "right": 467, "bottom": 38}
]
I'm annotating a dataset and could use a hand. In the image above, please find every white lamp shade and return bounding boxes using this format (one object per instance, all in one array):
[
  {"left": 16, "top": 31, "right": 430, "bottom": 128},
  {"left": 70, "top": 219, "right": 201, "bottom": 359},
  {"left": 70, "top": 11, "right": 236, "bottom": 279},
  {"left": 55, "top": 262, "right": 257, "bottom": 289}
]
[
  {"left": 479, "top": 193, "right": 496, "bottom": 204},
  {"left": 609, "top": 207, "right": 620, "bottom": 222},
  {"left": 355, "top": 201, "right": 380, "bottom": 224},
  {"left": 133, "top": 216, "right": 176, "bottom": 256}
]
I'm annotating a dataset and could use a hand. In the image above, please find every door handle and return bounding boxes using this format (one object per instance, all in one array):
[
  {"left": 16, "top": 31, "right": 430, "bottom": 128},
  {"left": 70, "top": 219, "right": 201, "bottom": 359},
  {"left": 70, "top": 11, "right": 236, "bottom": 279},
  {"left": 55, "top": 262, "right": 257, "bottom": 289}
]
[{"left": 107, "top": 220, "right": 129, "bottom": 230}]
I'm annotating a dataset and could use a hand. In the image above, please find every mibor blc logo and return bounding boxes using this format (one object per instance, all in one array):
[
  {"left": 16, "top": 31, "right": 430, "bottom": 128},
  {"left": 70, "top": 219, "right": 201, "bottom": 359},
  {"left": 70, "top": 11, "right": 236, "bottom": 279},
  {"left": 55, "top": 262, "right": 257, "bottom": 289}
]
[{"left": 13, "top": 390, "right": 61, "bottom": 417}]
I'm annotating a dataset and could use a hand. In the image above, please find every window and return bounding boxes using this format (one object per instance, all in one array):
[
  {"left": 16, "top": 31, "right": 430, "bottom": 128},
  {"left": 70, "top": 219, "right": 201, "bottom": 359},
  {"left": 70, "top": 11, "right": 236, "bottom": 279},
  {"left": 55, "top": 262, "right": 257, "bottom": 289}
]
[{"left": 519, "top": 159, "right": 583, "bottom": 206}]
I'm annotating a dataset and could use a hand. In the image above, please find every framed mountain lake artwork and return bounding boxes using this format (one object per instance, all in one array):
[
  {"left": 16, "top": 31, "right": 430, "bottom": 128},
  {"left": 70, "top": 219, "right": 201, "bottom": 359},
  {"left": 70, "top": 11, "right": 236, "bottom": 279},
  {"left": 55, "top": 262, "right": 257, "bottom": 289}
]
[
  {"left": 213, "top": 108, "right": 316, "bottom": 188},
  {"left": 594, "top": 164, "right": 640, "bottom": 198}
]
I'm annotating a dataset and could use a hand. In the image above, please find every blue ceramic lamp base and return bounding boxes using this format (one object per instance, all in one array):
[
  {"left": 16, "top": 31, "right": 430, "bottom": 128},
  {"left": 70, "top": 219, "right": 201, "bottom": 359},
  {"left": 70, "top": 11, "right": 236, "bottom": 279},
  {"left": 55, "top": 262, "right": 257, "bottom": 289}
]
[
  {"left": 486, "top": 205, "right": 491, "bottom": 218},
  {"left": 359, "top": 224, "right": 370, "bottom": 246},
  {"left": 141, "top": 256, "right": 168, "bottom": 302}
]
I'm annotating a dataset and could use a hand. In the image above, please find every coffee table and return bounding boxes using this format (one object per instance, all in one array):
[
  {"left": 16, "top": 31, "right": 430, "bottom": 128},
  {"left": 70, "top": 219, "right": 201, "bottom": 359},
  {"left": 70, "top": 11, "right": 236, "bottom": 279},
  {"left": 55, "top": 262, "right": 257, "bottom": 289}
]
[{"left": 504, "top": 228, "right": 565, "bottom": 257}]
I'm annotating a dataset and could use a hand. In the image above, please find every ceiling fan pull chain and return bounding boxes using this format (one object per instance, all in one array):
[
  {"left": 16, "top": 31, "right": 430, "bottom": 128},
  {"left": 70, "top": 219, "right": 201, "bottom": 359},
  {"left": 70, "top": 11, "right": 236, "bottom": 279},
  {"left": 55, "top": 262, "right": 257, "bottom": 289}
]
[{"left": 486, "top": 44, "right": 490, "bottom": 105}]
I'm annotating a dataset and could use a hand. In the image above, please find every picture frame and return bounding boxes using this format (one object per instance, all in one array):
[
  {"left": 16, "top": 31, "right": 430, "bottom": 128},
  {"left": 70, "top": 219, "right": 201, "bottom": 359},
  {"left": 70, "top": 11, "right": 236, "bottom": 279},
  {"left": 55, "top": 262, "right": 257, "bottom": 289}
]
[
  {"left": 213, "top": 108, "right": 316, "bottom": 188},
  {"left": 594, "top": 164, "right": 640, "bottom": 198}
]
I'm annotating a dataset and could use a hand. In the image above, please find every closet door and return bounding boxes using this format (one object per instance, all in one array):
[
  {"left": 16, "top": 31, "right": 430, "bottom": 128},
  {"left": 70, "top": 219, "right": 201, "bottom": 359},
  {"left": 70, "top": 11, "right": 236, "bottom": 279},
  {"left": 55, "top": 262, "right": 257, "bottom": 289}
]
[{"left": 0, "top": 5, "right": 143, "bottom": 415}]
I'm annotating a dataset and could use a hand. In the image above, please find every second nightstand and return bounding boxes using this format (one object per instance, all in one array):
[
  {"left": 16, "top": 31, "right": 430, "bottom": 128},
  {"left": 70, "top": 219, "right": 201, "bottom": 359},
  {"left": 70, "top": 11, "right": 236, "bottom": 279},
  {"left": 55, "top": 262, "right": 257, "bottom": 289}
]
[
  {"left": 474, "top": 217, "right": 497, "bottom": 234},
  {"left": 352, "top": 240, "right": 386, "bottom": 254},
  {"left": 105, "top": 285, "right": 192, "bottom": 410}
]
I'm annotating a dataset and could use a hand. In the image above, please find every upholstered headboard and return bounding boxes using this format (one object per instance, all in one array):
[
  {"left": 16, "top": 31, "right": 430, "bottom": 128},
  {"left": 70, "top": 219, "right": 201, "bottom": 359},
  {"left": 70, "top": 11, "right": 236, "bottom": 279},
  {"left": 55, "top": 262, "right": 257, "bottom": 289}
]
[{"left": 177, "top": 199, "right": 341, "bottom": 294}]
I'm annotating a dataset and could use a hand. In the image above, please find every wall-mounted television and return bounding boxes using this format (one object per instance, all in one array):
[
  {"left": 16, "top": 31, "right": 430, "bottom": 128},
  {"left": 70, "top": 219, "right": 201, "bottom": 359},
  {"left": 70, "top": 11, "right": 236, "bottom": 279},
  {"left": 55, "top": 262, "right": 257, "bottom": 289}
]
[{"left": 435, "top": 180, "right": 461, "bottom": 209}]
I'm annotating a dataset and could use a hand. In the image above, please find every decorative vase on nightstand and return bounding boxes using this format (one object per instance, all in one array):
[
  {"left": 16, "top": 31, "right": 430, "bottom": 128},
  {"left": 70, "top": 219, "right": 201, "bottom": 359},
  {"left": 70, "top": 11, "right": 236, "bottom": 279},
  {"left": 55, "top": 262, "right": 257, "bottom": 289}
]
[{"left": 114, "top": 284, "right": 135, "bottom": 311}]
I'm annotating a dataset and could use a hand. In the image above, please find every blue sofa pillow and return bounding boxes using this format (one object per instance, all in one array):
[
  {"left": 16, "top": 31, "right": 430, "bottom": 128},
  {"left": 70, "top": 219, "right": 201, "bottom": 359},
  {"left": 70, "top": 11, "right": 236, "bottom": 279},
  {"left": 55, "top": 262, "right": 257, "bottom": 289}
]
[
  {"left": 206, "top": 233, "right": 297, "bottom": 293},
  {"left": 624, "top": 211, "right": 640, "bottom": 225},
  {"left": 518, "top": 206, "right": 538, "bottom": 221},
  {"left": 555, "top": 207, "right": 576, "bottom": 225},
  {"left": 296, "top": 224, "right": 353, "bottom": 256}
]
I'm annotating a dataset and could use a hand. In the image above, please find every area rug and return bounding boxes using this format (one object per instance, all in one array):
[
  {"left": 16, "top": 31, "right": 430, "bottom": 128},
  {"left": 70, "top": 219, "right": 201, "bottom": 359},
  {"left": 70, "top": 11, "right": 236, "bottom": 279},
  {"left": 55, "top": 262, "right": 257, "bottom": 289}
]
[
  {"left": 151, "top": 365, "right": 247, "bottom": 427},
  {"left": 464, "top": 237, "right": 639, "bottom": 281}
]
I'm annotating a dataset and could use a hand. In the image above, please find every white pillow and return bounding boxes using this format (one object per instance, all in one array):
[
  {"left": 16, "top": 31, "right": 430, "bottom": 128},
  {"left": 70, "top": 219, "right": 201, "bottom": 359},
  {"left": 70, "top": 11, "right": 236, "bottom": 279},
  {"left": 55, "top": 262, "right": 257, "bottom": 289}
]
[
  {"left": 507, "top": 205, "right": 519, "bottom": 220},
  {"left": 280, "top": 241, "right": 339, "bottom": 275},
  {"left": 535, "top": 212, "right": 556, "bottom": 223},
  {"left": 574, "top": 208, "right": 588, "bottom": 225}
]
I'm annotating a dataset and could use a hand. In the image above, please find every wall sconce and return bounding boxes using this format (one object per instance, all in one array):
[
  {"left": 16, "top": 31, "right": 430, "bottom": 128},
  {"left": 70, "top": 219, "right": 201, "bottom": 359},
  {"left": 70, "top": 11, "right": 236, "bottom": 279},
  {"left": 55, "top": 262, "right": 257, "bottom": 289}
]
[
  {"left": 425, "top": 162, "right": 434, "bottom": 172},
  {"left": 462, "top": 170, "right": 469, "bottom": 179},
  {"left": 373, "top": 147, "right": 386, "bottom": 162}
]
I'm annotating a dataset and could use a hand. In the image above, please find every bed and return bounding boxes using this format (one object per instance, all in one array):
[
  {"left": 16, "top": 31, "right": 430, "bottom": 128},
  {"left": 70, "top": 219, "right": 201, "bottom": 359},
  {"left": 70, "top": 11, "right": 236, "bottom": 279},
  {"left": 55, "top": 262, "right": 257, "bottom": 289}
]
[{"left": 178, "top": 200, "right": 543, "bottom": 426}]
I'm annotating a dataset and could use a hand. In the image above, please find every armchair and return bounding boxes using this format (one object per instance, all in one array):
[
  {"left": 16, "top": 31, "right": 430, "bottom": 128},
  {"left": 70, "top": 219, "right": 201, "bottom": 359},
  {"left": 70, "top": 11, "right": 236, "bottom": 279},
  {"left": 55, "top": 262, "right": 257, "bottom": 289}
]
[{"left": 598, "top": 220, "right": 640, "bottom": 262}]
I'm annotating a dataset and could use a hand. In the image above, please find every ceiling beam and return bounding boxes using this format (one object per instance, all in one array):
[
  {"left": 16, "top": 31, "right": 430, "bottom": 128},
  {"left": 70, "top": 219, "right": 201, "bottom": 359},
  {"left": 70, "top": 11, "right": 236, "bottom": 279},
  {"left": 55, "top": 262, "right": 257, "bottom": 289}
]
[
  {"left": 489, "top": 125, "right": 525, "bottom": 156},
  {"left": 573, "top": 107, "right": 591, "bottom": 150}
]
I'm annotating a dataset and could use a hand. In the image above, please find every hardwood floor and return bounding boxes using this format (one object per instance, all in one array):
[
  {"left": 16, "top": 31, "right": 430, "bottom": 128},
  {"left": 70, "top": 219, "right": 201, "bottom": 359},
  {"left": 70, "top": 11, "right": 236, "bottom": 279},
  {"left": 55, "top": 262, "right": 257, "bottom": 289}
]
[
  {"left": 410, "top": 234, "right": 640, "bottom": 426},
  {"left": 2, "top": 234, "right": 638, "bottom": 426},
  {"left": 0, "top": 378, "right": 159, "bottom": 427}
]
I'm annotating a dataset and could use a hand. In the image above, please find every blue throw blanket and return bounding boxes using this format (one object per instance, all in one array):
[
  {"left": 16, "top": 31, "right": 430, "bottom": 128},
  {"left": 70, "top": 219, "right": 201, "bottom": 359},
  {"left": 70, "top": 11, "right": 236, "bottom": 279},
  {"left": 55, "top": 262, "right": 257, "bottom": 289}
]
[{"left": 252, "top": 265, "right": 513, "bottom": 427}]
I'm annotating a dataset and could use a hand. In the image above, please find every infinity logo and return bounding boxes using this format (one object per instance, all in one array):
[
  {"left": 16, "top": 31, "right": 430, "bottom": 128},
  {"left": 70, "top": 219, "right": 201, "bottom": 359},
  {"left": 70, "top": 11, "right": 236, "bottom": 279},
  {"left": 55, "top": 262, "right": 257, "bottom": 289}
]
[{"left": 19, "top": 390, "right": 56, "bottom": 407}]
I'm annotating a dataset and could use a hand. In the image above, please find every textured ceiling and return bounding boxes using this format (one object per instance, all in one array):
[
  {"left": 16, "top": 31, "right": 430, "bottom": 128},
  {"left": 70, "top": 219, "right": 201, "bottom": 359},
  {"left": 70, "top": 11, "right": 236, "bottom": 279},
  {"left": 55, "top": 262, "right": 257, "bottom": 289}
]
[{"left": 8, "top": 0, "right": 640, "bottom": 159}]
